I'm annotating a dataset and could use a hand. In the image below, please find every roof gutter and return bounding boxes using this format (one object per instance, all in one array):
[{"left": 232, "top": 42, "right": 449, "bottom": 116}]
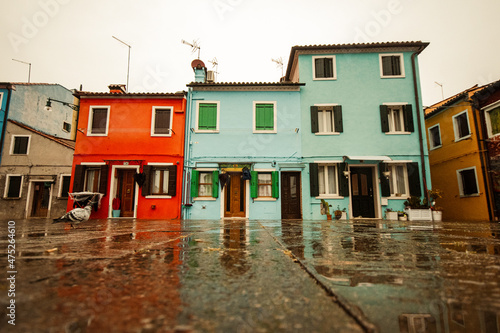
[{"left": 411, "top": 46, "right": 429, "bottom": 202}]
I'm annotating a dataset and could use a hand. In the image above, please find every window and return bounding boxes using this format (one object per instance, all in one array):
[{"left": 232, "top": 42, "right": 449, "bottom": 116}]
[
  {"left": 457, "top": 167, "right": 479, "bottom": 196},
  {"left": 141, "top": 165, "right": 177, "bottom": 197},
  {"left": 151, "top": 107, "right": 173, "bottom": 136},
  {"left": 452, "top": 111, "right": 471, "bottom": 141},
  {"left": 311, "top": 105, "right": 343, "bottom": 134},
  {"left": 196, "top": 102, "right": 219, "bottom": 132},
  {"left": 88, "top": 106, "right": 110, "bottom": 136},
  {"left": 428, "top": 124, "right": 442, "bottom": 149},
  {"left": 380, "top": 162, "right": 421, "bottom": 198},
  {"left": 63, "top": 122, "right": 71, "bottom": 133},
  {"left": 484, "top": 103, "right": 500, "bottom": 138},
  {"left": 250, "top": 171, "right": 279, "bottom": 199},
  {"left": 85, "top": 168, "right": 101, "bottom": 192},
  {"left": 313, "top": 56, "right": 336, "bottom": 80},
  {"left": 254, "top": 102, "right": 277, "bottom": 133},
  {"left": 318, "top": 165, "right": 338, "bottom": 196},
  {"left": 11, "top": 135, "right": 30, "bottom": 155},
  {"left": 388, "top": 164, "right": 408, "bottom": 197},
  {"left": 59, "top": 175, "right": 71, "bottom": 198},
  {"left": 4, "top": 175, "right": 23, "bottom": 198},
  {"left": 380, "top": 104, "right": 414, "bottom": 133},
  {"left": 191, "top": 170, "right": 219, "bottom": 199},
  {"left": 152, "top": 168, "right": 169, "bottom": 194},
  {"left": 310, "top": 163, "right": 349, "bottom": 197},
  {"left": 380, "top": 54, "right": 404, "bottom": 77}
]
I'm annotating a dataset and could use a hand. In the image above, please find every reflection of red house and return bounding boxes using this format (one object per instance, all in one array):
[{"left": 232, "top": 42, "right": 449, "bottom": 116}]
[{"left": 68, "top": 85, "right": 186, "bottom": 219}]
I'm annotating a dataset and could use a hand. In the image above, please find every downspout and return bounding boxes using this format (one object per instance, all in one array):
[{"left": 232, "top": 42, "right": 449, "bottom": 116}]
[
  {"left": 471, "top": 99, "right": 494, "bottom": 220},
  {"left": 181, "top": 87, "right": 193, "bottom": 219},
  {"left": 411, "top": 47, "right": 429, "bottom": 202},
  {"left": 0, "top": 84, "right": 13, "bottom": 159}
]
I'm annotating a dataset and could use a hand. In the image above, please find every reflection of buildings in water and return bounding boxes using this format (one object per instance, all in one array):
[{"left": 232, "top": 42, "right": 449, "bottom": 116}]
[
  {"left": 281, "top": 220, "right": 305, "bottom": 260},
  {"left": 220, "top": 220, "right": 250, "bottom": 275}
]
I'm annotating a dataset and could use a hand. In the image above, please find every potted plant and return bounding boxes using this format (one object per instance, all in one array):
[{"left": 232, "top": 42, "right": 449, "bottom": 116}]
[
  {"left": 385, "top": 208, "right": 398, "bottom": 220},
  {"left": 321, "top": 199, "right": 332, "bottom": 220},
  {"left": 398, "top": 211, "right": 407, "bottom": 221},
  {"left": 403, "top": 196, "right": 432, "bottom": 221},
  {"left": 334, "top": 205, "right": 346, "bottom": 220},
  {"left": 428, "top": 189, "right": 443, "bottom": 221},
  {"left": 112, "top": 197, "right": 121, "bottom": 217}
]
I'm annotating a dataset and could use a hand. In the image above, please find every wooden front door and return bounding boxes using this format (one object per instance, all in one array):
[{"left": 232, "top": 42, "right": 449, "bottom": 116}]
[
  {"left": 118, "top": 169, "right": 136, "bottom": 217},
  {"left": 351, "top": 167, "right": 375, "bottom": 218},
  {"left": 281, "top": 172, "right": 301, "bottom": 219},
  {"left": 224, "top": 172, "right": 246, "bottom": 218},
  {"left": 31, "top": 182, "right": 50, "bottom": 217}
]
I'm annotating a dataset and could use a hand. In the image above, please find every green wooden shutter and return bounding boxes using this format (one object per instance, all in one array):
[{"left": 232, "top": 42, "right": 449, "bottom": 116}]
[
  {"left": 250, "top": 171, "right": 258, "bottom": 198},
  {"left": 190, "top": 170, "right": 199, "bottom": 198},
  {"left": 380, "top": 105, "right": 389, "bottom": 133},
  {"left": 168, "top": 165, "right": 177, "bottom": 196},
  {"left": 310, "top": 106, "right": 319, "bottom": 133},
  {"left": 309, "top": 163, "right": 319, "bottom": 197},
  {"left": 199, "top": 103, "right": 217, "bottom": 130},
  {"left": 271, "top": 171, "right": 279, "bottom": 198},
  {"left": 73, "top": 165, "right": 85, "bottom": 192},
  {"left": 99, "top": 165, "right": 109, "bottom": 196},
  {"left": 334, "top": 105, "right": 343, "bottom": 133},
  {"left": 142, "top": 166, "right": 152, "bottom": 197},
  {"left": 403, "top": 104, "right": 414, "bottom": 132},
  {"left": 338, "top": 163, "right": 349, "bottom": 197},
  {"left": 256, "top": 104, "right": 274, "bottom": 130},
  {"left": 212, "top": 170, "right": 219, "bottom": 198},
  {"left": 379, "top": 163, "right": 390, "bottom": 197},
  {"left": 407, "top": 162, "right": 422, "bottom": 197}
]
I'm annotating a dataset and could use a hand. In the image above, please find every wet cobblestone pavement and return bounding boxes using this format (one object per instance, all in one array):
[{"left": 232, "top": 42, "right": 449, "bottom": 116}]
[{"left": 1, "top": 218, "right": 500, "bottom": 332}]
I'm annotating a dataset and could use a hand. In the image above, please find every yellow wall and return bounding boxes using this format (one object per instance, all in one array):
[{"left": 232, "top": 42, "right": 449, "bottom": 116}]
[{"left": 425, "top": 101, "right": 489, "bottom": 221}]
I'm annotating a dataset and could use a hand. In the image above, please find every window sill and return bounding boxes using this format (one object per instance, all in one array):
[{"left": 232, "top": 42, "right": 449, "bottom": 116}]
[
  {"left": 429, "top": 145, "right": 442, "bottom": 151},
  {"left": 380, "top": 75, "right": 405, "bottom": 79},
  {"left": 253, "top": 130, "right": 277, "bottom": 134},
  {"left": 2, "top": 197, "right": 21, "bottom": 200},
  {"left": 315, "top": 132, "right": 340, "bottom": 136},
  {"left": 253, "top": 197, "right": 277, "bottom": 201},
  {"left": 193, "top": 197, "right": 217, "bottom": 201},
  {"left": 460, "top": 193, "right": 480, "bottom": 198},
  {"left": 315, "top": 195, "right": 344, "bottom": 199},
  {"left": 313, "top": 77, "right": 337, "bottom": 81},
  {"left": 387, "top": 195, "right": 408, "bottom": 200},
  {"left": 87, "top": 133, "right": 108, "bottom": 137},
  {"left": 454, "top": 135, "right": 472, "bottom": 142},
  {"left": 145, "top": 195, "right": 172, "bottom": 199},
  {"left": 151, "top": 134, "right": 172, "bottom": 137},
  {"left": 385, "top": 131, "right": 411, "bottom": 135},
  {"left": 195, "top": 130, "right": 219, "bottom": 134}
]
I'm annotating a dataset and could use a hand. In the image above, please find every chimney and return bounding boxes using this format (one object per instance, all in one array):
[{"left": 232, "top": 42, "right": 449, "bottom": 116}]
[
  {"left": 191, "top": 59, "right": 206, "bottom": 83},
  {"left": 108, "top": 84, "right": 126, "bottom": 94}
]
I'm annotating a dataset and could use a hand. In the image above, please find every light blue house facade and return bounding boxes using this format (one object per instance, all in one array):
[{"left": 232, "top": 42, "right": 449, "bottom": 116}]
[
  {"left": 182, "top": 61, "right": 304, "bottom": 220},
  {"left": 284, "top": 42, "right": 432, "bottom": 219}
]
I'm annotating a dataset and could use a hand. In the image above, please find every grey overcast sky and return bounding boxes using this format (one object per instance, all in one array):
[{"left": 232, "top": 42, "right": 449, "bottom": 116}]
[{"left": 1, "top": 0, "right": 499, "bottom": 107}]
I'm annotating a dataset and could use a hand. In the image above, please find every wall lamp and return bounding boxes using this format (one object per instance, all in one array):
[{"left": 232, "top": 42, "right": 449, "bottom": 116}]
[{"left": 45, "top": 98, "right": 79, "bottom": 112}]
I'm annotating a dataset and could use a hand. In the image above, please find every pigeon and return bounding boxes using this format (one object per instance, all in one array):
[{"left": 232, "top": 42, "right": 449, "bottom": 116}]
[{"left": 53, "top": 205, "right": 92, "bottom": 228}]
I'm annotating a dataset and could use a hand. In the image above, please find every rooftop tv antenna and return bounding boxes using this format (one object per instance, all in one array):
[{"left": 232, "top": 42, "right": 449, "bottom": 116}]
[
  {"left": 12, "top": 58, "right": 31, "bottom": 83},
  {"left": 181, "top": 39, "right": 201, "bottom": 59},
  {"left": 272, "top": 57, "right": 284, "bottom": 77},
  {"left": 208, "top": 57, "right": 219, "bottom": 81},
  {"left": 434, "top": 81, "right": 444, "bottom": 100}
]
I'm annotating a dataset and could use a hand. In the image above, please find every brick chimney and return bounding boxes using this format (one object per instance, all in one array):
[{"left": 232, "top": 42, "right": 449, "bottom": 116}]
[{"left": 108, "top": 84, "right": 126, "bottom": 94}]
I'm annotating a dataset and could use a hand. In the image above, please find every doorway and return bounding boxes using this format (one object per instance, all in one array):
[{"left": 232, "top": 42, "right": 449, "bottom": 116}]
[
  {"left": 224, "top": 172, "right": 246, "bottom": 218},
  {"left": 116, "top": 169, "right": 136, "bottom": 217},
  {"left": 31, "top": 182, "right": 50, "bottom": 217},
  {"left": 281, "top": 172, "right": 301, "bottom": 219},
  {"left": 351, "top": 167, "right": 375, "bottom": 218}
]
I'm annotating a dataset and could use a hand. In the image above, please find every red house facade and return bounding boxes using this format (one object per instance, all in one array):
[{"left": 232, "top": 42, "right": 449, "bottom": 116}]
[{"left": 69, "top": 85, "right": 186, "bottom": 219}]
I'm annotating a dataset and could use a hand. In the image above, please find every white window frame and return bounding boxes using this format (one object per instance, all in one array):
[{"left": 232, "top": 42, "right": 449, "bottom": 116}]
[
  {"left": 387, "top": 164, "right": 410, "bottom": 198},
  {"left": 87, "top": 106, "right": 110, "bottom": 136},
  {"left": 195, "top": 101, "right": 220, "bottom": 133},
  {"left": 316, "top": 163, "right": 340, "bottom": 198},
  {"left": 4, "top": 174, "right": 24, "bottom": 198},
  {"left": 314, "top": 103, "right": 340, "bottom": 135},
  {"left": 10, "top": 135, "right": 31, "bottom": 155},
  {"left": 62, "top": 121, "right": 71, "bottom": 133},
  {"left": 151, "top": 106, "right": 174, "bottom": 137},
  {"left": 456, "top": 167, "right": 479, "bottom": 197},
  {"left": 146, "top": 162, "right": 174, "bottom": 198},
  {"left": 254, "top": 168, "right": 277, "bottom": 201},
  {"left": 193, "top": 168, "right": 217, "bottom": 201},
  {"left": 452, "top": 110, "right": 471, "bottom": 142},
  {"left": 483, "top": 100, "right": 500, "bottom": 138},
  {"left": 0, "top": 92, "right": 3, "bottom": 107},
  {"left": 383, "top": 102, "right": 410, "bottom": 134},
  {"left": 379, "top": 53, "right": 405, "bottom": 78},
  {"left": 428, "top": 123, "right": 442, "bottom": 150},
  {"left": 253, "top": 101, "right": 277, "bottom": 134},
  {"left": 312, "top": 55, "right": 337, "bottom": 80},
  {"left": 84, "top": 167, "right": 101, "bottom": 193},
  {"left": 58, "top": 174, "right": 71, "bottom": 198}
]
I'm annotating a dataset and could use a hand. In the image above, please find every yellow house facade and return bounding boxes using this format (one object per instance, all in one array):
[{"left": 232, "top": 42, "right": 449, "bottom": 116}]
[{"left": 425, "top": 85, "right": 495, "bottom": 221}]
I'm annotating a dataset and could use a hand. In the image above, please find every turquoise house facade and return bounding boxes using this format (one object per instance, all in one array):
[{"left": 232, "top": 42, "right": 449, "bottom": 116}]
[
  {"left": 284, "top": 42, "right": 432, "bottom": 219},
  {"left": 182, "top": 61, "right": 304, "bottom": 220}
]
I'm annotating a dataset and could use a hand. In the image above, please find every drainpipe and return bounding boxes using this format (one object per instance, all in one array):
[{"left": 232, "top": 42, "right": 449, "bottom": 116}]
[
  {"left": 411, "top": 47, "right": 429, "bottom": 203},
  {"left": 471, "top": 99, "right": 494, "bottom": 220},
  {"left": 0, "top": 84, "right": 13, "bottom": 159},
  {"left": 181, "top": 87, "right": 193, "bottom": 219}
]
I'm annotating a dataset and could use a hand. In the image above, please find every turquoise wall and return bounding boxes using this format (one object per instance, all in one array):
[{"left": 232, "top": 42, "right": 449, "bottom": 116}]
[
  {"left": 0, "top": 87, "right": 10, "bottom": 163},
  {"left": 185, "top": 88, "right": 302, "bottom": 220}
]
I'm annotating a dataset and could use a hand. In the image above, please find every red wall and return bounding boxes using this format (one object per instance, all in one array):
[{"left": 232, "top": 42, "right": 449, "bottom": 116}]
[{"left": 68, "top": 95, "right": 186, "bottom": 220}]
